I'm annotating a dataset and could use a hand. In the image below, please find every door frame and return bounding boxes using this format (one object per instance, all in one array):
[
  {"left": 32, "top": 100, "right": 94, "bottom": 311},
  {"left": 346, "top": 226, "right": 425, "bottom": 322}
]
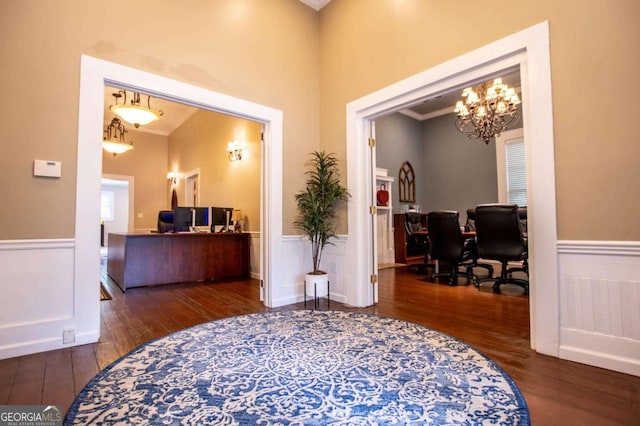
[
  {"left": 346, "top": 22, "right": 559, "bottom": 357},
  {"left": 76, "top": 55, "right": 284, "bottom": 340}
]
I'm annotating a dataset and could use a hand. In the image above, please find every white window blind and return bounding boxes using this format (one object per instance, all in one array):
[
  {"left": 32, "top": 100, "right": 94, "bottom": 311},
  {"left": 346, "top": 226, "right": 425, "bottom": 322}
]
[{"left": 505, "top": 140, "right": 527, "bottom": 206}]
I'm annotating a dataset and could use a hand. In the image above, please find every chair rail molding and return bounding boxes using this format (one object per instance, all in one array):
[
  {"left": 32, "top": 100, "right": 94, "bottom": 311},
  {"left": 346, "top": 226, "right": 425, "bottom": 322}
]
[{"left": 557, "top": 239, "right": 640, "bottom": 376}]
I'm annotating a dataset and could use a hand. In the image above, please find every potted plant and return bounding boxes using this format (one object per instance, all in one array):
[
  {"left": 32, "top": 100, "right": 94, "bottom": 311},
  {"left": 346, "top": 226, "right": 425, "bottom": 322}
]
[{"left": 294, "top": 151, "right": 350, "bottom": 298}]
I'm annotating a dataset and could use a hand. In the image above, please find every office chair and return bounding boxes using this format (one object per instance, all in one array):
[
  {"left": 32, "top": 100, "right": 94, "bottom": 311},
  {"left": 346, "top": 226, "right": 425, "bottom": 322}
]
[
  {"left": 465, "top": 208, "right": 494, "bottom": 281},
  {"left": 403, "top": 212, "right": 433, "bottom": 274},
  {"left": 475, "top": 204, "right": 528, "bottom": 294},
  {"left": 157, "top": 210, "right": 175, "bottom": 233},
  {"left": 427, "top": 211, "right": 476, "bottom": 286},
  {"left": 518, "top": 206, "right": 528, "bottom": 233}
]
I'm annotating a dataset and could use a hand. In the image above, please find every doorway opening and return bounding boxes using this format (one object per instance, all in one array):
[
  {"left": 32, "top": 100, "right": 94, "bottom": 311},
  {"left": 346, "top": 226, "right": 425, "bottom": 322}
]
[
  {"left": 346, "top": 22, "right": 559, "bottom": 356},
  {"left": 77, "top": 55, "right": 284, "bottom": 344},
  {"left": 184, "top": 169, "right": 200, "bottom": 207},
  {"left": 100, "top": 174, "right": 134, "bottom": 254}
]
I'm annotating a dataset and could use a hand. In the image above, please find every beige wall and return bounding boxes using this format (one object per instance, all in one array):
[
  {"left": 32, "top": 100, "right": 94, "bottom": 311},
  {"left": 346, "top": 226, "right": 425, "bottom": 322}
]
[
  {"left": 319, "top": 0, "right": 640, "bottom": 240},
  {"left": 2, "top": 0, "right": 639, "bottom": 241},
  {"left": 102, "top": 129, "right": 169, "bottom": 230},
  {"left": 168, "top": 110, "right": 262, "bottom": 232},
  {"left": 0, "top": 0, "right": 318, "bottom": 239}
]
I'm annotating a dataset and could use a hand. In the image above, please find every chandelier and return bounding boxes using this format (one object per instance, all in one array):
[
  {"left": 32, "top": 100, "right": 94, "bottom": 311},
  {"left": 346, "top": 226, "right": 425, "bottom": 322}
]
[
  {"left": 453, "top": 78, "right": 521, "bottom": 144},
  {"left": 109, "top": 90, "right": 163, "bottom": 128},
  {"left": 102, "top": 117, "right": 134, "bottom": 156}
]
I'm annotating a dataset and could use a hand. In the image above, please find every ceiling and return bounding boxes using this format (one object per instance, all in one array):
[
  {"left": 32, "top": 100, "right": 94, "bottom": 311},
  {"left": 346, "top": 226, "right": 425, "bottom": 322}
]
[
  {"left": 400, "top": 70, "right": 521, "bottom": 121},
  {"left": 103, "top": 67, "right": 520, "bottom": 136}
]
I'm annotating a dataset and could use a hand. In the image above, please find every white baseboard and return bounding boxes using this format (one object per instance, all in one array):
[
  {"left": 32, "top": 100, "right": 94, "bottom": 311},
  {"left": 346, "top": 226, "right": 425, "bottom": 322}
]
[{"left": 559, "top": 328, "right": 640, "bottom": 376}]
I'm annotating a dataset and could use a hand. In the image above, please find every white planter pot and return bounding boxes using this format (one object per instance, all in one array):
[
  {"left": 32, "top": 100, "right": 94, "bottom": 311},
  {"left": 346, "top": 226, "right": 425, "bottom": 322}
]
[{"left": 305, "top": 273, "right": 329, "bottom": 298}]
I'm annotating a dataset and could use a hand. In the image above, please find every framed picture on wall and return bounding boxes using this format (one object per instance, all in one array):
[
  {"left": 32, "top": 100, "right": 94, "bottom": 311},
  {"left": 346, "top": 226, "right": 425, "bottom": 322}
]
[{"left": 398, "top": 161, "right": 415, "bottom": 203}]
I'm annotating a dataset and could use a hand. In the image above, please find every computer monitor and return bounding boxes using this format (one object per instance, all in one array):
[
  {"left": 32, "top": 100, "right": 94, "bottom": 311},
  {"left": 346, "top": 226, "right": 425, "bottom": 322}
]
[
  {"left": 211, "top": 207, "right": 233, "bottom": 232},
  {"left": 173, "top": 207, "right": 209, "bottom": 232}
]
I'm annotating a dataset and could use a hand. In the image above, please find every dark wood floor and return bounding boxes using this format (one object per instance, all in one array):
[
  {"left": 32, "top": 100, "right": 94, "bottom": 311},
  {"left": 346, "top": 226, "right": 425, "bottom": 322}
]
[{"left": 1, "top": 266, "right": 639, "bottom": 424}]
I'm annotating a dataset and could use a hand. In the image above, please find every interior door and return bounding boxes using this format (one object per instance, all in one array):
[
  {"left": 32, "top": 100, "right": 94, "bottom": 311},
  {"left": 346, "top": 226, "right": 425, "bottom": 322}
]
[{"left": 368, "top": 120, "right": 379, "bottom": 304}]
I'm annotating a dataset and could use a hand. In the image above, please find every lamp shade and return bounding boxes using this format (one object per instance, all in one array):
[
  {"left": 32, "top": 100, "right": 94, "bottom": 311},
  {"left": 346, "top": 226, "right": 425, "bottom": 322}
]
[
  {"left": 102, "top": 139, "right": 134, "bottom": 155},
  {"left": 110, "top": 104, "right": 160, "bottom": 127}
]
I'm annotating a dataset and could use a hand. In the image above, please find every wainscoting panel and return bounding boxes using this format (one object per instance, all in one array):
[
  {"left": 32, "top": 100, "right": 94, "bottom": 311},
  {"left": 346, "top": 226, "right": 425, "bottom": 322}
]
[
  {"left": 248, "top": 232, "right": 261, "bottom": 280},
  {"left": 275, "top": 236, "right": 347, "bottom": 307},
  {"left": 558, "top": 240, "right": 640, "bottom": 376},
  {"left": 0, "top": 239, "right": 100, "bottom": 359}
]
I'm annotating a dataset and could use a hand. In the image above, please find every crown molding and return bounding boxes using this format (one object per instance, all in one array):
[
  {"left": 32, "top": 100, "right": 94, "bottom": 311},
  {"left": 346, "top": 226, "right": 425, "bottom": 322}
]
[{"left": 299, "top": 0, "right": 332, "bottom": 11}]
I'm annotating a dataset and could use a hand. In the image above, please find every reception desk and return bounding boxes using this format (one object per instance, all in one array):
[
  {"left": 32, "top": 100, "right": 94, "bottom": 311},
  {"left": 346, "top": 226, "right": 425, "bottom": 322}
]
[{"left": 107, "top": 232, "right": 250, "bottom": 292}]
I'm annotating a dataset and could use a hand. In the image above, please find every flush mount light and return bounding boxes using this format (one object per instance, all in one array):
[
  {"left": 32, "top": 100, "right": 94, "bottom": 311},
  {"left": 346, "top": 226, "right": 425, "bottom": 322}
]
[{"left": 109, "top": 90, "right": 163, "bottom": 128}]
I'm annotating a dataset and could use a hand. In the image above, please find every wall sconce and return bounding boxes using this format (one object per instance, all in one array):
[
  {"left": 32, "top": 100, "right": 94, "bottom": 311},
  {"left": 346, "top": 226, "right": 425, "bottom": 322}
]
[
  {"left": 227, "top": 140, "right": 244, "bottom": 161},
  {"left": 166, "top": 171, "right": 177, "bottom": 185}
]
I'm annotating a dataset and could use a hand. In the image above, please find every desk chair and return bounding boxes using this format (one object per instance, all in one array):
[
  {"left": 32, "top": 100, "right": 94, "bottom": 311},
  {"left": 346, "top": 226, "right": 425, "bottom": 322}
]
[
  {"left": 404, "top": 212, "right": 433, "bottom": 274},
  {"left": 518, "top": 206, "right": 528, "bottom": 233},
  {"left": 465, "top": 208, "right": 494, "bottom": 281},
  {"left": 475, "top": 204, "right": 528, "bottom": 294},
  {"left": 157, "top": 210, "right": 175, "bottom": 233},
  {"left": 427, "top": 211, "right": 476, "bottom": 286}
]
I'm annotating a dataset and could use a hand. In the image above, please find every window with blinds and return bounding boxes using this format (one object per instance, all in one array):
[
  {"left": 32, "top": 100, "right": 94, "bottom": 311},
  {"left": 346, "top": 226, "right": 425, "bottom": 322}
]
[{"left": 505, "top": 140, "right": 527, "bottom": 206}]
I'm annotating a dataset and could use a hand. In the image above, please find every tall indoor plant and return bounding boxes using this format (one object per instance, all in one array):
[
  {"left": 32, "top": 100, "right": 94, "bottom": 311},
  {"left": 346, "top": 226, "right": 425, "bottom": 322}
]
[{"left": 294, "top": 151, "right": 349, "bottom": 297}]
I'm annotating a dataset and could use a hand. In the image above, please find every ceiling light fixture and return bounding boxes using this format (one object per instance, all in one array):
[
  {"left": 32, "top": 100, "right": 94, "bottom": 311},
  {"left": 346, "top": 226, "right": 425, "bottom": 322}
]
[
  {"left": 102, "top": 117, "right": 133, "bottom": 156},
  {"left": 109, "top": 90, "right": 163, "bottom": 128},
  {"left": 453, "top": 78, "right": 521, "bottom": 144}
]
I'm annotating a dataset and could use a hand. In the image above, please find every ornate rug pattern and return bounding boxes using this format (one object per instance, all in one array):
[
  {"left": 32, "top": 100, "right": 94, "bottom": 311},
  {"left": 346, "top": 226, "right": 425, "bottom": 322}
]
[{"left": 65, "top": 310, "right": 529, "bottom": 425}]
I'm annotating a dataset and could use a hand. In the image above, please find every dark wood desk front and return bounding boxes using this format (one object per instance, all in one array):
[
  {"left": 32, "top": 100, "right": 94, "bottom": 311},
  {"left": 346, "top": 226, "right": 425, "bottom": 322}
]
[{"left": 107, "top": 232, "right": 250, "bottom": 291}]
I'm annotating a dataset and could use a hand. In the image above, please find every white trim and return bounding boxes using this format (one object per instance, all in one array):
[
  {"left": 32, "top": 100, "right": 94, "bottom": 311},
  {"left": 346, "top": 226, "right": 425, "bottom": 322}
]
[
  {"left": 77, "top": 57, "right": 283, "bottom": 332},
  {"left": 276, "top": 234, "right": 348, "bottom": 307},
  {"left": 558, "top": 240, "right": 640, "bottom": 256},
  {"left": 559, "top": 329, "right": 640, "bottom": 377},
  {"left": 0, "top": 239, "right": 75, "bottom": 251},
  {"left": 346, "top": 22, "right": 558, "bottom": 357},
  {"left": 557, "top": 240, "right": 640, "bottom": 376},
  {"left": 0, "top": 239, "right": 94, "bottom": 359},
  {"left": 398, "top": 106, "right": 453, "bottom": 121}
]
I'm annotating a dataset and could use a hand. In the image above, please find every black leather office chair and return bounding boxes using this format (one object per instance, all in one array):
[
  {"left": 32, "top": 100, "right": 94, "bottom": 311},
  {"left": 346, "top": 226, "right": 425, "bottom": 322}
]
[
  {"left": 427, "top": 211, "right": 476, "bottom": 286},
  {"left": 404, "top": 212, "right": 433, "bottom": 273},
  {"left": 465, "top": 208, "right": 494, "bottom": 281},
  {"left": 465, "top": 208, "right": 477, "bottom": 231},
  {"left": 157, "top": 210, "right": 175, "bottom": 233},
  {"left": 518, "top": 206, "right": 528, "bottom": 233},
  {"left": 475, "top": 204, "right": 528, "bottom": 294}
]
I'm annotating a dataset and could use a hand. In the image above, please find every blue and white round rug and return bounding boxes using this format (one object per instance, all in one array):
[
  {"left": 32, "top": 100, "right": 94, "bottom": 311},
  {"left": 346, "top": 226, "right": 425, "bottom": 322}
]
[{"left": 65, "top": 310, "right": 529, "bottom": 425}]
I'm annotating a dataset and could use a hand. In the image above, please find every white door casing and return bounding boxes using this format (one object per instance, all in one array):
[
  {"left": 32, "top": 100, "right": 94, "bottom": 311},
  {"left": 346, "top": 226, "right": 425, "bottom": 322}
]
[{"left": 346, "top": 22, "right": 558, "bottom": 357}]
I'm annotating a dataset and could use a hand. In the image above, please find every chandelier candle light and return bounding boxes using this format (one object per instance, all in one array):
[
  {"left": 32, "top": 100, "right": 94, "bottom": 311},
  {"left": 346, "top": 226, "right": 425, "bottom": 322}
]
[
  {"left": 110, "top": 90, "right": 163, "bottom": 128},
  {"left": 454, "top": 78, "right": 521, "bottom": 144}
]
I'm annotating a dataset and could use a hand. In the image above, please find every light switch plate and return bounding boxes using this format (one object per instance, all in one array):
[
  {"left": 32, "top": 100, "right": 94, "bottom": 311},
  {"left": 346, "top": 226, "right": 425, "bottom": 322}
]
[{"left": 34, "top": 159, "right": 62, "bottom": 178}]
